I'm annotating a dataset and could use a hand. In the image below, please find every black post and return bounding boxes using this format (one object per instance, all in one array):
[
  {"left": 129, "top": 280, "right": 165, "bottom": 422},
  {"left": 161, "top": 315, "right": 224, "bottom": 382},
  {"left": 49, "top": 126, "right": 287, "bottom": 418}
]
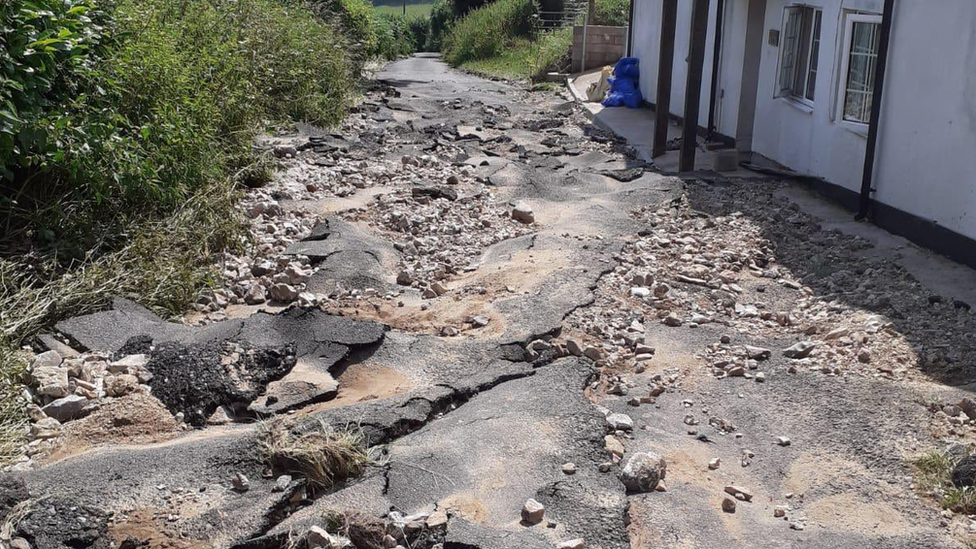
[
  {"left": 707, "top": 0, "right": 725, "bottom": 141},
  {"left": 652, "top": 0, "right": 678, "bottom": 158},
  {"left": 626, "top": 0, "right": 636, "bottom": 56},
  {"left": 679, "top": 0, "right": 710, "bottom": 172},
  {"left": 856, "top": 0, "right": 895, "bottom": 220}
]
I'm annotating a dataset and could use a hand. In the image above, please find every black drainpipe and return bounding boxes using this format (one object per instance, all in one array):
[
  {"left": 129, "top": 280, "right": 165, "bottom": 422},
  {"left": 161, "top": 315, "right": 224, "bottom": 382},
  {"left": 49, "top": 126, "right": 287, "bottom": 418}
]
[
  {"left": 626, "top": 0, "right": 636, "bottom": 56},
  {"left": 706, "top": 0, "right": 724, "bottom": 141},
  {"left": 856, "top": 0, "right": 895, "bottom": 220}
]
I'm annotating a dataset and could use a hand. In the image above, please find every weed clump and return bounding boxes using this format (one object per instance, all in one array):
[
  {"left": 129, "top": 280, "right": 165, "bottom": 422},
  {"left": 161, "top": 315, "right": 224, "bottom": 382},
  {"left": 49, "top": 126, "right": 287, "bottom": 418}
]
[
  {"left": 913, "top": 448, "right": 976, "bottom": 514},
  {"left": 258, "top": 419, "right": 372, "bottom": 492}
]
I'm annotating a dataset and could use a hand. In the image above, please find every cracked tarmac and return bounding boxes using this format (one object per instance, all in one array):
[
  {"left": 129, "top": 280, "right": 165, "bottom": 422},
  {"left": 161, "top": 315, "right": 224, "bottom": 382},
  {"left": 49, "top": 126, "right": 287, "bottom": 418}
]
[{"left": 6, "top": 54, "right": 973, "bottom": 549}]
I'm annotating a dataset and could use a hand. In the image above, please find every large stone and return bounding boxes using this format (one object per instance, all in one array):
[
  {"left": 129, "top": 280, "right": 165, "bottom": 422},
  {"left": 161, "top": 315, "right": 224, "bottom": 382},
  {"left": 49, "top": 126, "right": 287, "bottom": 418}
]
[
  {"left": 521, "top": 498, "right": 545, "bottom": 525},
  {"left": 41, "top": 394, "right": 88, "bottom": 422},
  {"left": 307, "top": 526, "right": 351, "bottom": 549},
  {"left": 744, "top": 346, "right": 771, "bottom": 361},
  {"left": 618, "top": 452, "right": 666, "bottom": 493},
  {"left": 606, "top": 413, "right": 634, "bottom": 432},
  {"left": 511, "top": 202, "right": 535, "bottom": 224},
  {"left": 783, "top": 341, "right": 816, "bottom": 359},
  {"left": 31, "top": 350, "right": 68, "bottom": 398},
  {"left": 953, "top": 455, "right": 976, "bottom": 487},
  {"left": 109, "top": 354, "right": 149, "bottom": 373},
  {"left": 270, "top": 283, "right": 300, "bottom": 303},
  {"left": 605, "top": 435, "right": 625, "bottom": 458},
  {"left": 959, "top": 398, "right": 976, "bottom": 420}
]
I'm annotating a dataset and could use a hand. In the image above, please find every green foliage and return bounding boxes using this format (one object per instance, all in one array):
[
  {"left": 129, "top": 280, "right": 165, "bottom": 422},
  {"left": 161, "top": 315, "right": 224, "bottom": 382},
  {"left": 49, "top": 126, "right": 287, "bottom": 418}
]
[
  {"left": 314, "top": 0, "right": 379, "bottom": 57},
  {"left": 913, "top": 449, "right": 976, "bottom": 515},
  {"left": 425, "top": 0, "right": 456, "bottom": 51},
  {"left": 374, "top": 13, "right": 425, "bottom": 58},
  {"left": 1, "top": 0, "right": 353, "bottom": 256},
  {"left": 442, "top": 0, "right": 538, "bottom": 66},
  {"left": 0, "top": 0, "right": 359, "bottom": 466},
  {"left": 461, "top": 27, "right": 570, "bottom": 79},
  {"left": 0, "top": 0, "right": 109, "bottom": 178},
  {"left": 592, "top": 0, "right": 629, "bottom": 26}
]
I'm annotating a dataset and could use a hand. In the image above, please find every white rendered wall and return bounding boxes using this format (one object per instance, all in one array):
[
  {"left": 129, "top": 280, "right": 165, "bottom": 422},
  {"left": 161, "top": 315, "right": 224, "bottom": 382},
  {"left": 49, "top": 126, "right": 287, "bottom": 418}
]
[{"left": 871, "top": 0, "right": 976, "bottom": 240}]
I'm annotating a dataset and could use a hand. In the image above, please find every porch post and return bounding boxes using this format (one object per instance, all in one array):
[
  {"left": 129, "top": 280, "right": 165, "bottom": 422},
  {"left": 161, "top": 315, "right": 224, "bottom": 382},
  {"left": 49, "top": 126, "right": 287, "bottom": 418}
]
[
  {"left": 679, "top": 0, "right": 711, "bottom": 172},
  {"left": 652, "top": 0, "right": 678, "bottom": 158}
]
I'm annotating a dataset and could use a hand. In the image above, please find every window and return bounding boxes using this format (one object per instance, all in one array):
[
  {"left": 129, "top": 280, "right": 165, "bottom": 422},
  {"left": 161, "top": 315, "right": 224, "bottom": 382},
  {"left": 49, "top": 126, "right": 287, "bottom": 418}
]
[
  {"left": 778, "top": 6, "right": 823, "bottom": 103},
  {"left": 840, "top": 14, "right": 882, "bottom": 124}
]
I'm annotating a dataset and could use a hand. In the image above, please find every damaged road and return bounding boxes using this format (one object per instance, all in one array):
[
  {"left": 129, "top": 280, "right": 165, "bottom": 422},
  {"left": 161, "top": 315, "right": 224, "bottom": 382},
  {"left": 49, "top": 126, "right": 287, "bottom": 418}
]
[{"left": 5, "top": 53, "right": 974, "bottom": 549}]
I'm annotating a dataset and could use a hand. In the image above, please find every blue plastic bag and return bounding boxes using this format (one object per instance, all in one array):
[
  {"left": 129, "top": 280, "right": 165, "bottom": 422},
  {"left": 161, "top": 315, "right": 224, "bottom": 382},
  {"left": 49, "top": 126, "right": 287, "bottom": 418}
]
[{"left": 602, "top": 57, "right": 643, "bottom": 109}]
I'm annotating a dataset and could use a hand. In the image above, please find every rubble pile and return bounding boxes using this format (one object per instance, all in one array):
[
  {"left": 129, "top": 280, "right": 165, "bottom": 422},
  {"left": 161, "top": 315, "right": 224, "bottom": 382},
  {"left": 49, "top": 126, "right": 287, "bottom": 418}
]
[
  {"left": 569, "top": 180, "right": 975, "bottom": 386},
  {"left": 347, "top": 177, "right": 534, "bottom": 296},
  {"left": 19, "top": 349, "right": 176, "bottom": 463}
]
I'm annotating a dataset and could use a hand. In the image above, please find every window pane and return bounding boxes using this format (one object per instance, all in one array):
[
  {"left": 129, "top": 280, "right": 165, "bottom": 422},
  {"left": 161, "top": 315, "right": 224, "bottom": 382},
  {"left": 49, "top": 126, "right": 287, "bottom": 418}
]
[
  {"left": 844, "top": 21, "right": 880, "bottom": 123},
  {"left": 780, "top": 9, "right": 801, "bottom": 93},
  {"left": 804, "top": 11, "right": 822, "bottom": 100}
]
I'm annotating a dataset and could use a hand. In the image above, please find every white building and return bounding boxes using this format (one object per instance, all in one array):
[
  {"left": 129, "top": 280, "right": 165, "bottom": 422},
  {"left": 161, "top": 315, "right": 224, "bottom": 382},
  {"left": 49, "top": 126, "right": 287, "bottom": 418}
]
[{"left": 628, "top": 0, "right": 976, "bottom": 267}]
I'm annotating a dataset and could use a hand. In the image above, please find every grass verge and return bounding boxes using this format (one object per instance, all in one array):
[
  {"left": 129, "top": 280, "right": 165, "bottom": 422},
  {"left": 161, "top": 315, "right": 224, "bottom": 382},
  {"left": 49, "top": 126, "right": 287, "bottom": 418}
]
[
  {"left": 258, "top": 419, "right": 372, "bottom": 492},
  {"left": 460, "top": 27, "right": 572, "bottom": 80}
]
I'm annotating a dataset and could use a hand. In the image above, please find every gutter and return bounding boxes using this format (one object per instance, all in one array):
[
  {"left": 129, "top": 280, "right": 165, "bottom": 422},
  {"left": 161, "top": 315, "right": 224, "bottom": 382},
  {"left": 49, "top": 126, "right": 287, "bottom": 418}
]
[
  {"left": 707, "top": 0, "right": 724, "bottom": 141},
  {"left": 856, "top": 0, "right": 895, "bottom": 220}
]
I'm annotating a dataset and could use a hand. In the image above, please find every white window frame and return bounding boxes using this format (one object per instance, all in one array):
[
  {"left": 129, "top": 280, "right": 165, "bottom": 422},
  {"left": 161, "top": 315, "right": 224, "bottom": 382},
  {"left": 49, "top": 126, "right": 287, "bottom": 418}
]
[
  {"left": 775, "top": 5, "right": 823, "bottom": 108},
  {"left": 837, "top": 13, "right": 882, "bottom": 132}
]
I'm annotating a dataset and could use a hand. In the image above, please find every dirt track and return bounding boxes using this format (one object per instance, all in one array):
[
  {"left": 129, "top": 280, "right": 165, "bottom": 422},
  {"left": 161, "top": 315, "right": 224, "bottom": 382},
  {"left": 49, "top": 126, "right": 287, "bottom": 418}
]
[{"left": 6, "top": 54, "right": 976, "bottom": 549}]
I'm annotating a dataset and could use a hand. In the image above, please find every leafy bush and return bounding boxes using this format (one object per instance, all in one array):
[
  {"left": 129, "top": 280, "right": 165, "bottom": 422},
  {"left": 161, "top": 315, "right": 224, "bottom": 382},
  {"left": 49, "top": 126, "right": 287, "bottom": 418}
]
[
  {"left": 0, "top": 0, "right": 109, "bottom": 180},
  {"left": 592, "top": 0, "right": 629, "bottom": 26},
  {"left": 0, "top": 0, "right": 359, "bottom": 466},
  {"left": 408, "top": 15, "right": 433, "bottom": 50},
  {"left": 426, "top": 0, "right": 456, "bottom": 51},
  {"left": 442, "top": 0, "right": 538, "bottom": 66},
  {"left": 1, "top": 0, "right": 354, "bottom": 256},
  {"left": 374, "top": 13, "right": 424, "bottom": 58},
  {"left": 312, "top": 0, "right": 379, "bottom": 57}
]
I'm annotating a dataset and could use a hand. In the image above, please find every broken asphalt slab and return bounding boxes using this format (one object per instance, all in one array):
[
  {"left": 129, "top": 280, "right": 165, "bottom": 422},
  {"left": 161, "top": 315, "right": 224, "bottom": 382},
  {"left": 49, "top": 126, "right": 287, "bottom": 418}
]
[{"left": 270, "top": 358, "right": 629, "bottom": 549}]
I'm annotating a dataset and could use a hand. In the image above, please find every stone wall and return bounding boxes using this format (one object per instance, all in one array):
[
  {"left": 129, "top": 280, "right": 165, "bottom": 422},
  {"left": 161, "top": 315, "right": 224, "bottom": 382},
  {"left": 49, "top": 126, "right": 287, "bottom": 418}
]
[{"left": 571, "top": 25, "right": 627, "bottom": 72}]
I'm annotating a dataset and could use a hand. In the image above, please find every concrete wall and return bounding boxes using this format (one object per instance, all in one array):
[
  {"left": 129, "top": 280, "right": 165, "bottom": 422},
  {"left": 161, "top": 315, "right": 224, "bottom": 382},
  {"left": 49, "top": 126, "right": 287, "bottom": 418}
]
[
  {"left": 572, "top": 25, "right": 628, "bottom": 72},
  {"left": 872, "top": 0, "right": 976, "bottom": 241},
  {"left": 751, "top": 0, "right": 881, "bottom": 196},
  {"left": 752, "top": 0, "right": 976, "bottom": 241},
  {"left": 630, "top": 0, "right": 747, "bottom": 137}
]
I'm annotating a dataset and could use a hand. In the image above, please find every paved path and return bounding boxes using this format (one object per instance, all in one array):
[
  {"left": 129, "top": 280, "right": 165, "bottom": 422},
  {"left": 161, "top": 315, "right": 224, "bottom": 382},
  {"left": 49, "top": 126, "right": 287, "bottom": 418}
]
[{"left": 9, "top": 55, "right": 973, "bottom": 549}]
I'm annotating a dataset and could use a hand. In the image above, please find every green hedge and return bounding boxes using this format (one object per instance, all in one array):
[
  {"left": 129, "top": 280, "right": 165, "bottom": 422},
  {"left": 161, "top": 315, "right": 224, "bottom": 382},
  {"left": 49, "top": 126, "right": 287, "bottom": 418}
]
[
  {"left": 442, "top": 0, "right": 538, "bottom": 66},
  {"left": 592, "top": 0, "right": 629, "bottom": 26},
  {"left": 1, "top": 0, "right": 355, "bottom": 257}
]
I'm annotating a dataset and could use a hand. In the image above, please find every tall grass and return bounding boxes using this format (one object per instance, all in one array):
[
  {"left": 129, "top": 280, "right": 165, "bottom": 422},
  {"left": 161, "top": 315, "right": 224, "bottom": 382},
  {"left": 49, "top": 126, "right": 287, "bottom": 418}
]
[
  {"left": 442, "top": 0, "right": 538, "bottom": 66},
  {"left": 461, "top": 27, "right": 571, "bottom": 79}
]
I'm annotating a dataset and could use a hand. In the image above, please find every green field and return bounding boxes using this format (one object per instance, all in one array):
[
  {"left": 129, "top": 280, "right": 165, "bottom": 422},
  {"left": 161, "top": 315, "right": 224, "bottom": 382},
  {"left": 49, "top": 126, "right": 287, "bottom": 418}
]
[{"left": 373, "top": 2, "right": 433, "bottom": 17}]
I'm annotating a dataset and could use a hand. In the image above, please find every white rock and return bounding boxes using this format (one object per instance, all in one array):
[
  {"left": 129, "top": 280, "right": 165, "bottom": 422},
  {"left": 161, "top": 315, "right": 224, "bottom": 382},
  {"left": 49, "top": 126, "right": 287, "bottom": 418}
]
[
  {"left": 606, "top": 413, "right": 634, "bottom": 432},
  {"left": 41, "top": 394, "right": 88, "bottom": 423},
  {"left": 521, "top": 498, "right": 545, "bottom": 524},
  {"left": 511, "top": 202, "right": 535, "bottom": 224}
]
